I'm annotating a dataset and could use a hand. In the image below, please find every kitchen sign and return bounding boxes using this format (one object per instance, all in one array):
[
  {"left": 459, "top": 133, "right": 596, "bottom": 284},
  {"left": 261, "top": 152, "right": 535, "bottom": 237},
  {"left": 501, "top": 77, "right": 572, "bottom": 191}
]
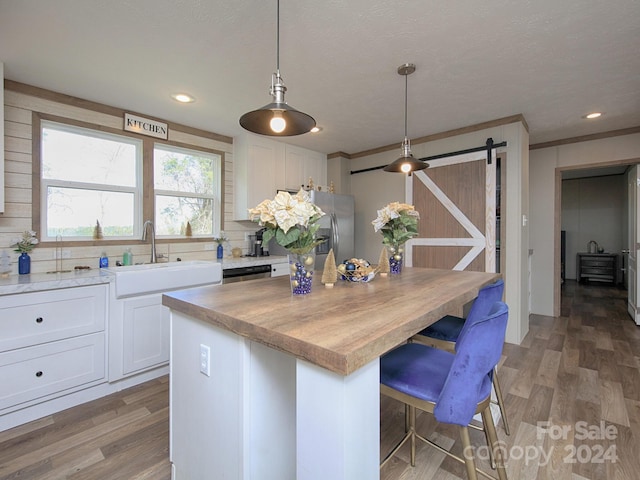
[{"left": 124, "top": 113, "right": 168, "bottom": 139}]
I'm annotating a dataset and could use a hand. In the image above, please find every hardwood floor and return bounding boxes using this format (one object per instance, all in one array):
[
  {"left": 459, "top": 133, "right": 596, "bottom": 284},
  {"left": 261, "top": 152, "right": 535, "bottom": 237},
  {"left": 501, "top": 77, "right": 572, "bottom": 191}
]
[
  {"left": 0, "top": 378, "right": 171, "bottom": 480},
  {"left": 381, "top": 280, "right": 640, "bottom": 480},
  {"left": 1, "top": 280, "right": 638, "bottom": 480}
]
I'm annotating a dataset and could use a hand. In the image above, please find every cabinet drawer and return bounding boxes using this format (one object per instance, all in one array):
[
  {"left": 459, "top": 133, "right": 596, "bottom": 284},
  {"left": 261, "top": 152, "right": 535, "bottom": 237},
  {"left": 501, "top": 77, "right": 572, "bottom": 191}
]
[
  {"left": 270, "top": 262, "right": 290, "bottom": 277},
  {"left": 581, "top": 259, "right": 614, "bottom": 268},
  {"left": 581, "top": 266, "right": 614, "bottom": 275},
  {"left": 0, "top": 285, "right": 107, "bottom": 352},
  {"left": 0, "top": 332, "right": 106, "bottom": 410}
]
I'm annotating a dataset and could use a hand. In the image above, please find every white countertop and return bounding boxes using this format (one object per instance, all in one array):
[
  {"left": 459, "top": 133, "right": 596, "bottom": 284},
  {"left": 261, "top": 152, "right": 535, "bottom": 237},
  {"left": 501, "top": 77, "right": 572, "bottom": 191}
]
[
  {"left": 0, "top": 268, "right": 112, "bottom": 296},
  {"left": 0, "top": 256, "right": 289, "bottom": 296}
]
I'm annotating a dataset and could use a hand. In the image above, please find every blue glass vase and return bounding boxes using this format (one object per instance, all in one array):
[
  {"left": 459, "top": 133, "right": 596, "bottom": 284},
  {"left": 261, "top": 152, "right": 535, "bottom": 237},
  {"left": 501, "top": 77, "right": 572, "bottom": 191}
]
[
  {"left": 18, "top": 252, "right": 31, "bottom": 275},
  {"left": 217, "top": 243, "right": 224, "bottom": 259},
  {"left": 388, "top": 244, "right": 404, "bottom": 275},
  {"left": 288, "top": 251, "right": 315, "bottom": 295}
]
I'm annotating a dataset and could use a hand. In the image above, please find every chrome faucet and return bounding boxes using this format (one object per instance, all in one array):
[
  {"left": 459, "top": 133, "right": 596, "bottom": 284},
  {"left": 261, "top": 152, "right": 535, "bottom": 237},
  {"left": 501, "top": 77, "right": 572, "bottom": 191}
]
[{"left": 142, "top": 220, "right": 157, "bottom": 263}]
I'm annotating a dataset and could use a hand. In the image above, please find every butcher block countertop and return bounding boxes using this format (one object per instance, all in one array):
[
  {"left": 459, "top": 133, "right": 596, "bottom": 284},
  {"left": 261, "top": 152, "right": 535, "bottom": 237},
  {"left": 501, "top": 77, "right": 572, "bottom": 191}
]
[{"left": 162, "top": 267, "right": 500, "bottom": 376}]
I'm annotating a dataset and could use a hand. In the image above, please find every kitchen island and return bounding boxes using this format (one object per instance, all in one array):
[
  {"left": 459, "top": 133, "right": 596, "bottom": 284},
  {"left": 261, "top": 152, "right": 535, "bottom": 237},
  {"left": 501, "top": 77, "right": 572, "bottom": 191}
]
[{"left": 163, "top": 267, "right": 500, "bottom": 480}]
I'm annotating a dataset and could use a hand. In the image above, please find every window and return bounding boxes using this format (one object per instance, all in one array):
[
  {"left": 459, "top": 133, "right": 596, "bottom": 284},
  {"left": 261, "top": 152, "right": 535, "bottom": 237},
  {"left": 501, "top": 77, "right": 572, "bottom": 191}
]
[
  {"left": 41, "top": 121, "right": 142, "bottom": 240},
  {"left": 38, "top": 118, "right": 223, "bottom": 243},
  {"left": 153, "top": 144, "right": 221, "bottom": 236}
]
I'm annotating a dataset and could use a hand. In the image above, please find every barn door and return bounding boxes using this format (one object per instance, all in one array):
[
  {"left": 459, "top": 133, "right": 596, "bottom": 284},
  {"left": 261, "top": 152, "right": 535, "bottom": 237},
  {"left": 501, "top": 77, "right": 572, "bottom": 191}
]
[{"left": 406, "top": 151, "right": 497, "bottom": 272}]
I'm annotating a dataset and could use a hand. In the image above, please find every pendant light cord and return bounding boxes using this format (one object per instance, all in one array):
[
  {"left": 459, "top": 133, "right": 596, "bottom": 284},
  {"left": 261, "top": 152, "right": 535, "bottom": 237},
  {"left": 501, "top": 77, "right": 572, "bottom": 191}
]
[
  {"left": 239, "top": 0, "right": 316, "bottom": 135},
  {"left": 276, "top": 0, "right": 280, "bottom": 75},
  {"left": 404, "top": 72, "right": 408, "bottom": 139}
]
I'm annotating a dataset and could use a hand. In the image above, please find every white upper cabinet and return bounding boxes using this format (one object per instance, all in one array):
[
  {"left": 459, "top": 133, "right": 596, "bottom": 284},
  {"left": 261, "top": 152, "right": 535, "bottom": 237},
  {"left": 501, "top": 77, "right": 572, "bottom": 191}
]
[
  {"left": 233, "top": 134, "right": 326, "bottom": 220},
  {"left": 233, "top": 133, "right": 285, "bottom": 220},
  {"left": 284, "top": 144, "right": 327, "bottom": 192}
]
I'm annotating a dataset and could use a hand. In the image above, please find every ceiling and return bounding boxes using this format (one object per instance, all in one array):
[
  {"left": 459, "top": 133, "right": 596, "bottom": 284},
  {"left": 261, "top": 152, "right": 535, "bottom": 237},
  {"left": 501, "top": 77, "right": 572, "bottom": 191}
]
[{"left": 1, "top": 0, "right": 639, "bottom": 155}]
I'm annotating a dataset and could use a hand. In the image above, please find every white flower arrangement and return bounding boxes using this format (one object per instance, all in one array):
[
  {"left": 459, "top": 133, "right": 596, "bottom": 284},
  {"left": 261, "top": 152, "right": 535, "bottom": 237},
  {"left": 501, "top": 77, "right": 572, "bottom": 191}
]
[
  {"left": 249, "top": 189, "right": 325, "bottom": 254},
  {"left": 12, "top": 230, "right": 39, "bottom": 254},
  {"left": 372, "top": 202, "right": 420, "bottom": 246},
  {"left": 213, "top": 231, "right": 228, "bottom": 245}
]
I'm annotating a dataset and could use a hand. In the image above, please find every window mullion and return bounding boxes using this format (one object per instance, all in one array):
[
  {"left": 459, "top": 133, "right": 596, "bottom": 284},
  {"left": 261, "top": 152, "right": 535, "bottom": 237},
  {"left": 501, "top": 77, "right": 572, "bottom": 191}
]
[
  {"left": 154, "top": 189, "right": 214, "bottom": 200},
  {"left": 44, "top": 179, "right": 138, "bottom": 195}
]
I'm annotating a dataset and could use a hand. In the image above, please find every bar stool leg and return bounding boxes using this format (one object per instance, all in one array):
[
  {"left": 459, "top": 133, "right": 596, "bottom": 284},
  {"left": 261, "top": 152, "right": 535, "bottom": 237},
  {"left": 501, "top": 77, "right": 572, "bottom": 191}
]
[
  {"left": 492, "top": 367, "right": 510, "bottom": 436},
  {"left": 459, "top": 426, "right": 479, "bottom": 480},
  {"left": 481, "top": 406, "right": 508, "bottom": 480}
]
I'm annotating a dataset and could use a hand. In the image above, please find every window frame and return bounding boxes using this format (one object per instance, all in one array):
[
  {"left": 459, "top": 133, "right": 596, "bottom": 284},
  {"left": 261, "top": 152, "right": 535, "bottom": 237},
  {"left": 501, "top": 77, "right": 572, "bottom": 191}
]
[
  {"left": 152, "top": 142, "right": 222, "bottom": 238},
  {"left": 32, "top": 113, "right": 225, "bottom": 247},
  {"left": 39, "top": 119, "right": 144, "bottom": 242}
]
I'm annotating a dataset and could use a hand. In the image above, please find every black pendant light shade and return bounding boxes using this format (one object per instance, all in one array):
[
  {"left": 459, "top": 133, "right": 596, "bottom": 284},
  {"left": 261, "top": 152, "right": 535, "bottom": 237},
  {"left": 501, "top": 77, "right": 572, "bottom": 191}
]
[
  {"left": 239, "top": 103, "right": 316, "bottom": 136},
  {"left": 383, "top": 140, "right": 428, "bottom": 174},
  {"left": 239, "top": 89, "right": 316, "bottom": 136},
  {"left": 239, "top": 1, "right": 315, "bottom": 136},
  {"left": 384, "top": 63, "right": 428, "bottom": 175}
]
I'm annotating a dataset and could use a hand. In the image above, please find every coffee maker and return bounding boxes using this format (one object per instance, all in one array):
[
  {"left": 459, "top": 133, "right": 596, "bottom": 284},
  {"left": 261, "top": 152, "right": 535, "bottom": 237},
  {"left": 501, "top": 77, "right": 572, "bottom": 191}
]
[{"left": 248, "top": 228, "right": 269, "bottom": 257}]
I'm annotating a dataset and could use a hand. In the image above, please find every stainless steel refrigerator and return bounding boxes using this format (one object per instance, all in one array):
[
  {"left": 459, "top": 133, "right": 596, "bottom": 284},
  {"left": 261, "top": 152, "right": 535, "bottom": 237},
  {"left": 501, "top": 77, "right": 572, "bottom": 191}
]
[{"left": 267, "top": 191, "right": 355, "bottom": 270}]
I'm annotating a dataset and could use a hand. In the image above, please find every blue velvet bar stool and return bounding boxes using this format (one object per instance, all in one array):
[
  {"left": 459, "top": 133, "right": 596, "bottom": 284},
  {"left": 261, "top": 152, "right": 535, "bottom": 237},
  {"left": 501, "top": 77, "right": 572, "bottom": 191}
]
[
  {"left": 380, "top": 301, "right": 509, "bottom": 480},
  {"left": 411, "top": 279, "right": 510, "bottom": 436}
]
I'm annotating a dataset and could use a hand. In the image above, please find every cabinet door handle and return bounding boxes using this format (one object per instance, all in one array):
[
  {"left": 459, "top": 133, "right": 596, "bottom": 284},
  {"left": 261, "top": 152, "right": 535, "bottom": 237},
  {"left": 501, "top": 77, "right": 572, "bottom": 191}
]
[
  {"left": 36, "top": 317, "right": 43, "bottom": 324},
  {"left": 35, "top": 371, "right": 43, "bottom": 377}
]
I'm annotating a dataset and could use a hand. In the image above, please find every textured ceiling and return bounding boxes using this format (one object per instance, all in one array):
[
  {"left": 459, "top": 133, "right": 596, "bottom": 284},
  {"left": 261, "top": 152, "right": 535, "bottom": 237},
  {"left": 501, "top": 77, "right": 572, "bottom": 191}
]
[{"left": 1, "top": 0, "right": 639, "bottom": 155}]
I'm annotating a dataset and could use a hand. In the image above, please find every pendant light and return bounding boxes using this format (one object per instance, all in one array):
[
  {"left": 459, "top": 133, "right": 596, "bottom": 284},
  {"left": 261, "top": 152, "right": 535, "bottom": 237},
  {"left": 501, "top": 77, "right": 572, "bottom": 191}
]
[
  {"left": 384, "top": 63, "right": 428, "bottom": 175},
  {"left": 239, "top": 0, "right": 316, "bottom": 136}
]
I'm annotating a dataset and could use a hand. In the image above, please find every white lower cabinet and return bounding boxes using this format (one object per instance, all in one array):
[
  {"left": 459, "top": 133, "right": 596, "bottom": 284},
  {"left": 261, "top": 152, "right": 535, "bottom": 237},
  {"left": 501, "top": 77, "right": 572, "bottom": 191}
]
[
  {"left": 109, "top": 292, "right": 170, "bottom": 381},
  {"left": 270, "top": 260, "right": 290, "bottom": 277},
  {"left": 121, "top": 294, "right": 170, "bottom": 376},
  {"left": 0, "top": 284, "right": 108, "bottom": 423},
  {"left": 0, "top": 333, "right": 105, "bottom": 410},
  {"left": 0, "top": 285, "right": 106, "bottom": 352}
]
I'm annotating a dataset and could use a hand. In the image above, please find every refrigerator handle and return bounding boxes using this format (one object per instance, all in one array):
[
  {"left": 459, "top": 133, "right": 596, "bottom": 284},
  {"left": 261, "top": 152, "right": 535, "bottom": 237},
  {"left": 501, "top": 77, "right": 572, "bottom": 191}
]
[{"left": 331, "top": 213, "right": 339, "bottom": 256}]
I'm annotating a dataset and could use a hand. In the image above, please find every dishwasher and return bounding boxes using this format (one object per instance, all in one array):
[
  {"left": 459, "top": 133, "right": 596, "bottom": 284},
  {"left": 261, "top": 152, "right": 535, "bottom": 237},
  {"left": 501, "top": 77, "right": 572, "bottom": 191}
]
[{"left": 222, "top": 264, "right": 272, "bottom": 283}]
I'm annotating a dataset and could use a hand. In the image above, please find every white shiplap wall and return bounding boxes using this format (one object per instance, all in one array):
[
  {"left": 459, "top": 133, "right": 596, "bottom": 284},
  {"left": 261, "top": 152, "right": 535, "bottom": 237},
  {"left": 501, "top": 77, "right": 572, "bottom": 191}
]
[{"left": 1, "top": 84, "right": 257, "bottom": 275}]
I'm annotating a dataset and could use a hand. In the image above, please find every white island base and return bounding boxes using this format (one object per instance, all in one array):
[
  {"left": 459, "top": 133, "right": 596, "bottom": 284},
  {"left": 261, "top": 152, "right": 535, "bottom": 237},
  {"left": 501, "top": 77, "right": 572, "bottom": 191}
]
[{"left": 169, "top": 311, "right": 380, "bottom": 480}]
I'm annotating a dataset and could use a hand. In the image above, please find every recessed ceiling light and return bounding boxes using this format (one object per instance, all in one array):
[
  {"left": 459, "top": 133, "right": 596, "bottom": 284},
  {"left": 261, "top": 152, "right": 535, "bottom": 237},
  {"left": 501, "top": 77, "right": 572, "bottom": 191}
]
[
  {"left": 310, "top": 126, "right": 322, "bottom": 133},
  {"left": 584, "top": 112, "right": 602, "bottom": 119},
  {"left": 171, "top": 93, "right": 195, "bottom": 103}
]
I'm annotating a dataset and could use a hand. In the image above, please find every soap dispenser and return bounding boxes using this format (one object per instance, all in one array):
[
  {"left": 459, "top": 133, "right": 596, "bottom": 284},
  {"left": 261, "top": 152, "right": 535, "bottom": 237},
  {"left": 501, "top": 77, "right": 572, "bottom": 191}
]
[{"left": 123, "top": 248, "right": 133, "bottom": 266}]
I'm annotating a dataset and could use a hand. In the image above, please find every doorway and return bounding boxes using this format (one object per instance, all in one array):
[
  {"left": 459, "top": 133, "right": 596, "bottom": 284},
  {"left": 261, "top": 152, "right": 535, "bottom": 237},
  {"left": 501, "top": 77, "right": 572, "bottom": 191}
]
[{"left": 555, "top": 163, "right": 637, "bottom": 317}]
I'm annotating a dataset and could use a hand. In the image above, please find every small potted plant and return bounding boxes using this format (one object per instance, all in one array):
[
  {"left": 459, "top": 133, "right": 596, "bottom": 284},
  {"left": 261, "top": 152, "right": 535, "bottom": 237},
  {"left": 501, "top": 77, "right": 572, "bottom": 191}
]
[{"left": 11, "top": 230, "right": 39, "bottom": 274}]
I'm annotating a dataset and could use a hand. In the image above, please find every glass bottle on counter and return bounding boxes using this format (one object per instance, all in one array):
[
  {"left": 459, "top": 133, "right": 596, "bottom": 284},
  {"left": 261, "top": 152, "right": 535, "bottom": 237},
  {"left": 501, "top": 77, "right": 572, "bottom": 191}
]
[{"left": 123, "top": 248, "right": 133, "bottom": 266}]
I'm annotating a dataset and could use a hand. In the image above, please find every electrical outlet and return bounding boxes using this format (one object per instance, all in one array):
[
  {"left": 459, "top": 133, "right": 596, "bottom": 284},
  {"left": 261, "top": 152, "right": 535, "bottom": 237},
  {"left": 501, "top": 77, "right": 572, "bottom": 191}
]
[
  {"left": 199, "top": 344, "right": 211, "bottom": 376},
  {"left": 204, "top": 243, "right": 215, "bottom": 251}
]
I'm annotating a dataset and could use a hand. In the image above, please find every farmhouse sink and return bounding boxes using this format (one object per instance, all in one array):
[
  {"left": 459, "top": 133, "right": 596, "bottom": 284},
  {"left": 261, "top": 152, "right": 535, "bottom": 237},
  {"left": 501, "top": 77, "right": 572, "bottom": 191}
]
[{"left": 104, "top": 260, "right": 222, "bottom": 298}]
